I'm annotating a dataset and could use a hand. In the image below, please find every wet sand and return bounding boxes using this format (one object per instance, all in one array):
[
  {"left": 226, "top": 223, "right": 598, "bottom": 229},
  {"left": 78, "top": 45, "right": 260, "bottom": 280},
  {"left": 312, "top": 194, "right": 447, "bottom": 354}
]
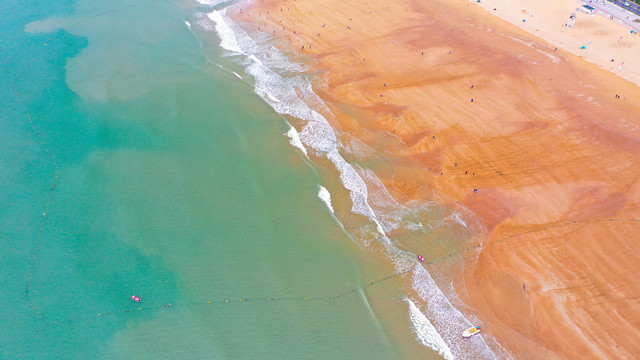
[{"left": 235, "top": 0, "right": 640, "bottom": 357}]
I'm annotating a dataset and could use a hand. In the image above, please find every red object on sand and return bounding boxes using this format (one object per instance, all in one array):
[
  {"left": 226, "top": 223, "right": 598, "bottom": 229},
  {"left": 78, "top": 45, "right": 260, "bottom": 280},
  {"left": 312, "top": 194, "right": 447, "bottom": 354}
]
[
  {"left": 132, "top": 295, "right": 141, "bottom": 302},
  {"left": 418, "top": 255, "right": 425, "bottom": 262}
]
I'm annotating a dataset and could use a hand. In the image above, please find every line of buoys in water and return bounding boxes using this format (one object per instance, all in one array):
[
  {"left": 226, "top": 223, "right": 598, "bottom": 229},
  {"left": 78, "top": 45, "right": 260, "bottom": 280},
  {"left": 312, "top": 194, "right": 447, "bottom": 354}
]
[
  {"left": 27, "top": 217, "right": 640, "bottom": 332},
  {"left": 92, "top": 217, "right": 640, "bottom": 319},
  {"left": 11, "top": 71, "right": 61, "bottom": 322},
  {"left": 94, "top": 296, "right": 339, "bottom": 318}
]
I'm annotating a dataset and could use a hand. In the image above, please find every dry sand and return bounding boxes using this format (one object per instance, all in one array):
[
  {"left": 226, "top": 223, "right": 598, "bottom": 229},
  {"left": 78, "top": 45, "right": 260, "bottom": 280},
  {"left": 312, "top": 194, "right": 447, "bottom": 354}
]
[
  {"left": 471, "top": 0, "right": 640, "bottom": 85},
  {"left": 235, "top": 0, "right": 640, "bottom": 358}
]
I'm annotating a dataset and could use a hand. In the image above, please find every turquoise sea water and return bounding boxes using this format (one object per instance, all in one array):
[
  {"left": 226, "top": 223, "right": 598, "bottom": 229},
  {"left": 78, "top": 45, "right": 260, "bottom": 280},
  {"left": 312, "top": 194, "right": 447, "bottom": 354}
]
[
  {"left": 1, "top": 0, "right": 406, "bottom": 358},
  {"left": 2, "top": 0, "right": 508, "bottom": 359}
]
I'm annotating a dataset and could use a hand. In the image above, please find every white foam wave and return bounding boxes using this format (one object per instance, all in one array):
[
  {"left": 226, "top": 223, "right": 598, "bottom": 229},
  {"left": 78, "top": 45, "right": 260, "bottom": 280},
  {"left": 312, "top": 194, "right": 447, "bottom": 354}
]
[
  {"left": 197, "top": 0, "right": 227, "bottom": 5},
  {"left": 344, "top": 137, "right": 379, "bottom": 160},
  {"left": 407, "top": 298, "right": 454, "bottom": 360},
  {"left": 355, "top": 167, "right": 423, "bottom": 233},
  {"left": 205, "top": 6, "right": 501, "bottom": 359},
  {"left": 318, "top": 186, "right": 334, "bottom": 213},
  {"left": 327, "top": 153, "right": 386, "bottom": 236},
  {"left": 450, "top": 212, "right": 467, "bottom": 228},
  {"left": 208, "top": 10, "right": 242, "bottom": 53},
  {"left": 208, "top": 14, "right": 385, "bottom": 235},
  {"left": 285, "top": 126, "right": 307, "bottom": 156},
  {"left": 265, "top": 91, "right": 281, "bottom": 103},
  {"left": 413, "top": 266, "right": 497, "bottom": 359}
]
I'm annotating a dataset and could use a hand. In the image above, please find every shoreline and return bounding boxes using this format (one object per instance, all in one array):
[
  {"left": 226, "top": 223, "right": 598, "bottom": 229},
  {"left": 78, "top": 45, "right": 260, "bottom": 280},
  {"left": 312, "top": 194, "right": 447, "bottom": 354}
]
[{"left": 231, "top": 0, "right": 640, "bottom": 358}]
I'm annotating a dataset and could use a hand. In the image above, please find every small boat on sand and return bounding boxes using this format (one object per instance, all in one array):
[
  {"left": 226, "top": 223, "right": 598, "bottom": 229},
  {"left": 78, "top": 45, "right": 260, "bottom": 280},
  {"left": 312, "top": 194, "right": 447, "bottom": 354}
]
[
  {"left": 417, "top": 255, "right": 425, "bottom": 262},
  {"left": 132, "top": 295, "right": 141, "bottom": 302},
  {"left": 462, "top": 326, "right": 480, "bottom": 338}
]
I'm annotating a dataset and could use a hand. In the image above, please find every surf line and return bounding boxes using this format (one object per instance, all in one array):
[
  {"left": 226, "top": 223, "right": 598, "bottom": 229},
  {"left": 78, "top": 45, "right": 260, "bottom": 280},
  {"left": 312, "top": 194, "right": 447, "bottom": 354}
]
[{"left": 11, "top": 71, "right": 61, "bottom": 321}]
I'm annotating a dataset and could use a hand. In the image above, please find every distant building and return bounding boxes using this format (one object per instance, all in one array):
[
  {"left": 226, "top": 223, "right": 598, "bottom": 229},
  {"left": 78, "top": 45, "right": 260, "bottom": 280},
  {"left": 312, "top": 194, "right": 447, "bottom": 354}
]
[{"left": 581, "top": 4, "right": 596, "bottom": 13}]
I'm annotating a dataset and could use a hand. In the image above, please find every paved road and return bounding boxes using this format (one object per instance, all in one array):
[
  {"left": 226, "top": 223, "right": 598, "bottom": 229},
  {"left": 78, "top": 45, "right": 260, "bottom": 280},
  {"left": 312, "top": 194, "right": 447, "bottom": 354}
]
[{"left": 578, "top": 0, "right": 640, "bottom": 32}]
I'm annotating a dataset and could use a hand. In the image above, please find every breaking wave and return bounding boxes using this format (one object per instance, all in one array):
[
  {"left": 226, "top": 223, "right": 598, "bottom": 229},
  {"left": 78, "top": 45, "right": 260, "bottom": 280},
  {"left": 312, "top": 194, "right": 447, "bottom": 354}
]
[
  {"left": 285, "top": 125, "right": 307, "bottom": 156},
  {"left": 318, "top": 186, "right": 334, "bottom": 214},
  {"left": 408, "top": 298, "right": 454, "bottom": 360},
  {"left": 196, "top": 3, "right": 510, "bottom": 359}
]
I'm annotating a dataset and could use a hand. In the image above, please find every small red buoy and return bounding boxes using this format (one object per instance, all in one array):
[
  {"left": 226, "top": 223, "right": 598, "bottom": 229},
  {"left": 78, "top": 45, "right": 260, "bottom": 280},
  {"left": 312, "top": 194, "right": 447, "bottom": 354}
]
[{"left": 132, "top": 295, "right": 141, "bottom": 302}]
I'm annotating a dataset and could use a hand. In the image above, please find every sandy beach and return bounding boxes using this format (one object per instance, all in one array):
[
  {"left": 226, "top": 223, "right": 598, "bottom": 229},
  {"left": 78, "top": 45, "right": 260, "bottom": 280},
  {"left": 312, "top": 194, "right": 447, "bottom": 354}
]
[
  {"left": 471, "top": 0, "right": 640, "bottom": 86},
  {"left": 235, "top": 0, "right": 640, "bottom": 358}
]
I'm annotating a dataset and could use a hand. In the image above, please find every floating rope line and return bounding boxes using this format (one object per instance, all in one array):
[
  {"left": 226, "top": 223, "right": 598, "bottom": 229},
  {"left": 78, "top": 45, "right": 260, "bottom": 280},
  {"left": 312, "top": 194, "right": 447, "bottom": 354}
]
[
  {"left": 25, "top": 217, "right": 640, "bottom": 332},
  {"left": 31, "top": 272, "right": 419, "bottom": 330},
  {"left": 66, "top": 4, "right": 137, "bottom": 28},
  {"left": 10, "top": 72, "right": 61, "bottom": 321}
]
